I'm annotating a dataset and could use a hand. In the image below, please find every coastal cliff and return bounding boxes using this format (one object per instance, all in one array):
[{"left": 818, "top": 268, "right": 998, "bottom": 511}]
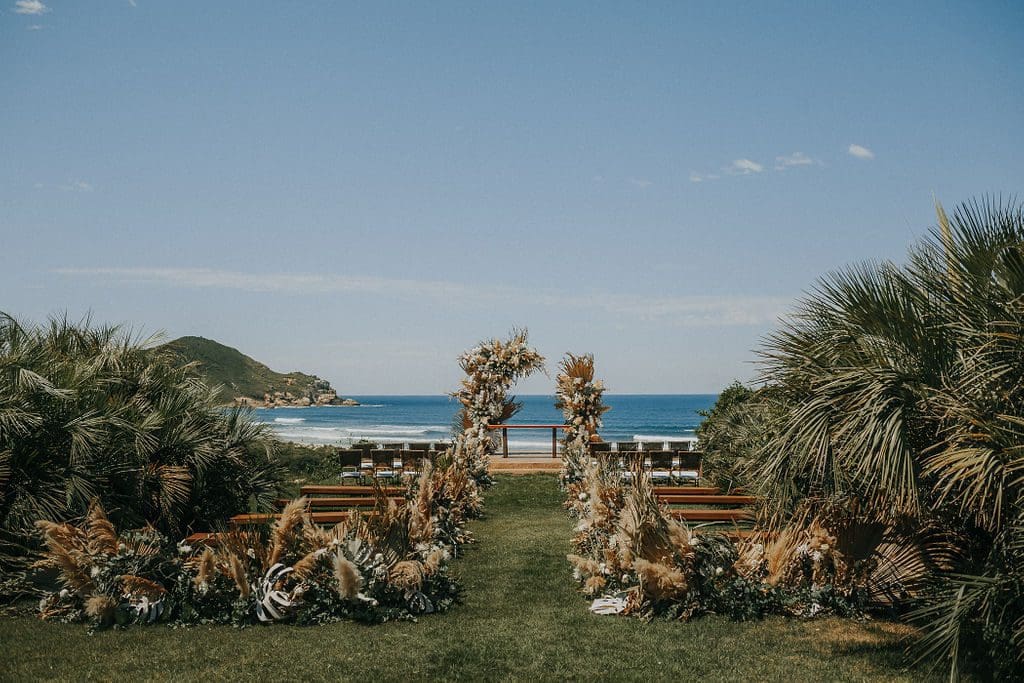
[{"left": 157, "top": 336, "right": 359, "bottom": 408}]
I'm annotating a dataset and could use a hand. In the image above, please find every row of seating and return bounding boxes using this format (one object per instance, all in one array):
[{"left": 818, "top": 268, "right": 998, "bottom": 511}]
[
  {"left": 652, "top": 485, "right": 757, "bottom": 536},
  {"left": 591, "top": 450, "right": 705, "bottom": 485},
  {"left": 345, "top": 441, "right": 450, "bottom": 452},
  {"left": 590, "top": 440, "right": 698, "bottom": 453},
  {"left": 334, "top": 448, "right": 447, "bottom": 483},
  {"left": 229, "top": 485, "right": 397, "bottom": 528},
  {"left": 201, "top": 484, "right": 759, "bottom": 538}
]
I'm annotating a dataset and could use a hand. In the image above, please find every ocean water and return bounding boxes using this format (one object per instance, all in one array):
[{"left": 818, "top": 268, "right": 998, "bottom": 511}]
[{"left": 254, "top": 394, "right": 717, "bottom": 452}]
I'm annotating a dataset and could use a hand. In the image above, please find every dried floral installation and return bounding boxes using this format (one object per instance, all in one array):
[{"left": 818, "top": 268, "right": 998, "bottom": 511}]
[
  {"left": 553, "top": 353, "right": 609, "bottom": 487},
  {"left": 34, "top": 457, "right": 476, "bottom": 629},
  {"left": 558, "top": 354, "right": 868, "bottom": 621},
  {"left": 452, "top": 329, "right": 545, "bottom": 487}
]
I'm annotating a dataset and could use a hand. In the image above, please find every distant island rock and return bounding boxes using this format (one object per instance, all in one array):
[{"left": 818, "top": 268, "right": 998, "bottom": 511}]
[{"left": 157, "top": 336, "right": 359, "bottom": 408}]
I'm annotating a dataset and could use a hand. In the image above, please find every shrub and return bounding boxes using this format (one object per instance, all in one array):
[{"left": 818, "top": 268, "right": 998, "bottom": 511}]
[
  {"left": 0, "top": 313, "right": 283, "bottom": 582},
  {"left": 737, "top": 198, "right": 1024, "bottom": 678}
]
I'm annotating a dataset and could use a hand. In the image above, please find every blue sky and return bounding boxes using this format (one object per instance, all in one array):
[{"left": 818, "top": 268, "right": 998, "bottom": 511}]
[{"left": 3, "top": 1, "right": 1022, "bottom": 394}]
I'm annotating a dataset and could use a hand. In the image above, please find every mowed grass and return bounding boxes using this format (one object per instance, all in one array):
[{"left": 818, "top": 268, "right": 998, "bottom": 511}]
[{"left": 1, "top": 475, "right": 933, "bottom": 682}]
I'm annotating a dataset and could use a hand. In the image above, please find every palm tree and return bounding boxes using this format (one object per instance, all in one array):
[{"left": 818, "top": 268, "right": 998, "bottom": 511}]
[
  {"left": 742, "top": 197, "right": 1023, "bottom": 678},
  {"left": 0, "top": 313, "right": 283, "bottom": 579}
]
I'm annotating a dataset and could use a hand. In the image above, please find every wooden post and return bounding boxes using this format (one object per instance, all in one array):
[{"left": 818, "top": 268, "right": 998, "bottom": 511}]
[
  {"left": 503, "top": 427, "right": 509, "bottom": 459},
  {"left": 552, "top": 427, "right": 558, "bottom": 459}
]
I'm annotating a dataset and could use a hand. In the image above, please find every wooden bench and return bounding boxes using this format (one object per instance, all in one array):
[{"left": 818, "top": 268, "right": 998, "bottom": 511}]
[
  {"left": 653, "top": 486, "right": 722, "bottom": 496},
  {"left": 668, "top": 509, "right": 755, "bottom": 522},
  {"left": 657, "top": 494, "right": 757, "bottom": 505},
  {"left": 654, "top": 485, "right": 758, "bottom": 528},
  {"left": 230, "top": 510, "right": 375, "bottom": 527},
  {"left": 300, "top": 485, "right": 405, "bottom": 496},
  {"left": 274, "top": 496, "right": 402, "bottom": 509},
  {"left": 182, "top": 532, "right": 220, "bottom": 546}
]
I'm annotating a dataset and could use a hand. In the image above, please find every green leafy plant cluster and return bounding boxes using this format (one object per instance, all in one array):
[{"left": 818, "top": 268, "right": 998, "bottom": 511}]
[
  {"left": 0, "top": 314, "right": 283, "bottom": 586},
  {"left": 696, "top": 198, "right": 1024, "bottom": 679}
]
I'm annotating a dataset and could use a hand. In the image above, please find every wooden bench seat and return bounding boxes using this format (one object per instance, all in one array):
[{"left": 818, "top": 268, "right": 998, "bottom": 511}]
[
  {"left": 182, "top": 532, "right": 220, "bottom": 545},
  {"left": 230, "top": 510, "right": 376, "bottom": 527},
  {"left": 275, "top": 496, "right": 402, "bottom": 509},
  {"left": 657, "top": 494, "right": 757, "bottom": 505},
  {"left": 652, "top": 486, "right": 722, "bottom": 496},
  {"left": 668, "top": 509, "right": 754, "bottom": 522},
  {"left": 300, "top": 485, "right": 406, "bottom": 496}
]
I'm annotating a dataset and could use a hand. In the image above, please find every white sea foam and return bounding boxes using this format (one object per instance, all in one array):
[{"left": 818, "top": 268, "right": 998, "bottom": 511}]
[
  {"left": 354, "top": 425, "right": 448, "bottom": 435},
  {"left": 270, "top": 423, "right": 450, "bottom": 445},
  {"left": 273, "top": 417, "right": 306, "bottom": 424},
  {"left": 321, "top": 403, "right": 386, "bottom": 408}
]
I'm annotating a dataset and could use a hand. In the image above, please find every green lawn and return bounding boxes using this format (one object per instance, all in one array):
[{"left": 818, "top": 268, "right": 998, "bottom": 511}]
[{"left": 1, "top": 475, "right": 934, "bottom": 682}]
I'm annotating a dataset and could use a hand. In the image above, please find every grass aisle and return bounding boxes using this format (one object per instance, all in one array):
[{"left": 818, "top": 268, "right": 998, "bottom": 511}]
[{"left": 1, "top": 475, "right": 930, "bottom": 682}]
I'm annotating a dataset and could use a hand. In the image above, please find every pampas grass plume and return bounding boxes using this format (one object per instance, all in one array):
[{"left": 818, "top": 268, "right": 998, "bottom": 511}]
[
  {"left": 333, "top": 553, "right": 362, "bottom": 599},
  {"left": 85, "top": 501, "right": 118, "bottom": 555},
  {"left": 229, "top": 554, "right": 250, "bottom": 598},
  {"left": 85, "top": 594, "right": 117, "bottom": 623},
  {"left": 389, "top": 560, "right": 424, "bottom": 590},
  {"left": 194, "top": 547, "right": 216, "bottom": 590},
  {"left": 633, "top": 558, "right": 688, "bottom": 601},
  {"left": 269, "top": 497, "right": 307, "bottom": 566}
]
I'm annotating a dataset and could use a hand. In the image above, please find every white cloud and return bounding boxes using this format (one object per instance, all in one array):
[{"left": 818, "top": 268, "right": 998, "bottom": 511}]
[
  {"left": 53, "top": 266, "right": 789, "bottom": 328},
  {"left": 14, "top": 0, "right": 48, "bottom": 15},
  {"left": 774, "top": 152, "right": 816, "bottom": 170},
  {"left": 693, "top": 150, "right": 823, "bottom": 182},
  {"left": 59, "top": 180, "right": 94, "bottom": 192},
  {"left": 727, "top": 159, "right": 764, "bottom": 175},
  {"left": 628, "top": 177, "right": 653, "bottom": 188},
  {"left": 848, "top": 144, "right": 875, "bottom": 160}
]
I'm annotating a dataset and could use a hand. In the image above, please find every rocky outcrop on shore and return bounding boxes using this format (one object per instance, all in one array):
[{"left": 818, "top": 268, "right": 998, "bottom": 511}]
[{"left": 233, "top": 383, "right": 360, "bottom": 408}]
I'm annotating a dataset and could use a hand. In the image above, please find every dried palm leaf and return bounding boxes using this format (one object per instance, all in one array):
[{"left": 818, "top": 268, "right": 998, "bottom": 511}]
[{"left": 119, "top": 575, "right": 167, "bottom": 599}]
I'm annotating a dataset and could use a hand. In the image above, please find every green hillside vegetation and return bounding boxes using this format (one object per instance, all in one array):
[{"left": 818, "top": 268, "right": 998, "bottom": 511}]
[{"left": 158, "top": 336, "right": 334, "bottom": 402}]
